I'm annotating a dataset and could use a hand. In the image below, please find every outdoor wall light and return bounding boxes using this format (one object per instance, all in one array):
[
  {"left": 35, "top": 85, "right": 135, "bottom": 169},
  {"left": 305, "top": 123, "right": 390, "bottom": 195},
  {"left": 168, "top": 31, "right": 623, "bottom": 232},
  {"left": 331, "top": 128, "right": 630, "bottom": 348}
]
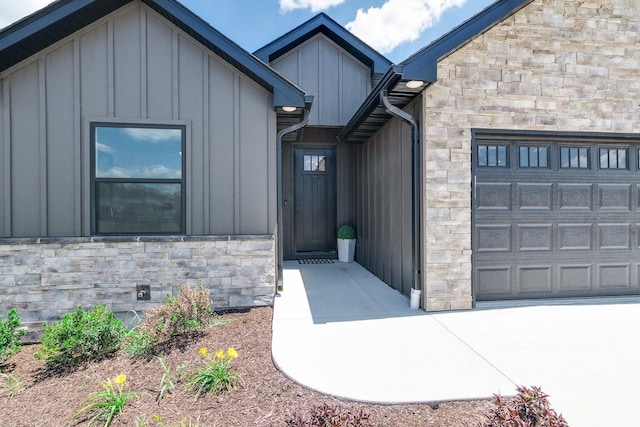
[
  {"left": 405, "top": 80, "right": 424, "bottom": 89},
  {"left": 282, "top": 106, "right": 297, "bottom": 112}
]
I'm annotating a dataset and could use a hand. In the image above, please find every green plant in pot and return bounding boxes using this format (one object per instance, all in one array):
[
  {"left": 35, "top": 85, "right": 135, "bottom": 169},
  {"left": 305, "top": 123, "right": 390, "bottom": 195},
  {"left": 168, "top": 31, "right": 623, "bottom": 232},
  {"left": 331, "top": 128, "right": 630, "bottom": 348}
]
[{"left": 337, "top": 225, "right": 356, "bottom": 263}]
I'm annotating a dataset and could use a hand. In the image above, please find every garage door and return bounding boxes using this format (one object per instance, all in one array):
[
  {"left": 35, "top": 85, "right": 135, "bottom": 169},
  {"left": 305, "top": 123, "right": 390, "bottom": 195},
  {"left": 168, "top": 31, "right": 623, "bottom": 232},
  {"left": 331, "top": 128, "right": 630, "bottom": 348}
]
[{"left": 473, "top": 132, "right": 640, "bottom": 300}]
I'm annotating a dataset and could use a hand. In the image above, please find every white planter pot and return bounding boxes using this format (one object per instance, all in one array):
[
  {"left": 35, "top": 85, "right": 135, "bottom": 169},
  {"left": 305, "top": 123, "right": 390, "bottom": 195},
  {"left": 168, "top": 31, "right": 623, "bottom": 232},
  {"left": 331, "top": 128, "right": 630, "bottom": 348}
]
[{"left": 337, "top": 238, "right": 355, "bottom": 262}]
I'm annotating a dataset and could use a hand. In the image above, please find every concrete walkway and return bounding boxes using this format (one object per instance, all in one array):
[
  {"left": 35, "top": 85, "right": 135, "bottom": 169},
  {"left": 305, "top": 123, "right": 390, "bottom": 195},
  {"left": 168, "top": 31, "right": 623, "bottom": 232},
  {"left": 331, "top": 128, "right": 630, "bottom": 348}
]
[{"left": 272, "top": 261, "right": 640, "bottom": 427}]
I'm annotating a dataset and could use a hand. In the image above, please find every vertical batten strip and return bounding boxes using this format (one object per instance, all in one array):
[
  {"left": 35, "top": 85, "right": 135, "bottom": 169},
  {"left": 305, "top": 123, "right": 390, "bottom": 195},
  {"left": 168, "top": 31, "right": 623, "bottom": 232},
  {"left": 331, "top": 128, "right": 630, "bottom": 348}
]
[
  {"left": 140, "top": 8, "right": 148, "bottom": 118},
  {"left": 2, "top": 79, "right": 10, "bottom": 236},
  {"left": 338, "top": 52, "right": 343, "bottom": 122},
  {"left": 202, "top": 56, "right": 210, "bottom": 234},
  {"left": 107, "top": 18, "right": 114, "bottom": 117},
  {"left": 38, "top": 57, "right": 48, "bottom": 236},
  {"left": 233, "top": 74, "right": 241, "bottom": 234},
  {"left": 172, "top": 31, "right": 179, "bottom": 120},
  {"left": 73, "top": 39, "right": 82, "bottom": 235}
]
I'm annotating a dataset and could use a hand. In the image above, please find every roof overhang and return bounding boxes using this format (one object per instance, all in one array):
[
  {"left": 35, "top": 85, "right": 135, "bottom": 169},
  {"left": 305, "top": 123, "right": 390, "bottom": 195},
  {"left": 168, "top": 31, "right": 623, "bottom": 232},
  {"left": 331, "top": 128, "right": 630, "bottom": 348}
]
[
  {"left": 338, "top": 0, "right": 534, "bottom": 144},
  {"left": 0, "top": 0, "right": 310, "bottom": 113},
  {"left": 337, "top": 65, "right": 430, "bottom": 144}
]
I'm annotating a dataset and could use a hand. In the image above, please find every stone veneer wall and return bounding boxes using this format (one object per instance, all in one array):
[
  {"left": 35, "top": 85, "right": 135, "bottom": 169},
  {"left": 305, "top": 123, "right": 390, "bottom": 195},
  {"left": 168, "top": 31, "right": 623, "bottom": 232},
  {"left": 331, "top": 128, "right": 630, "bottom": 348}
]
[
  {"left": 422, "top": 0, "right": 640, "bottom": 310},
  {"left": 0, "top": 235, "right": 275, "bottom": 341}
]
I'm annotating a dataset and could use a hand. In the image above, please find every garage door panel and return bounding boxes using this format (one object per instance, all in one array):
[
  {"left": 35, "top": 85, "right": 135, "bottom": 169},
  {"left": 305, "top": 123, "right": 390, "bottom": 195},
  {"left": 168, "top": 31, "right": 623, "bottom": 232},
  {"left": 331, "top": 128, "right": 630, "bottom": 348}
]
[
  {"left": 598, "top": 184, "right": 632, "bottom": 211},
  {"left": 558, "top": 183, "right": 593, "bottom": 210},
  {"left": 517, "top": 183, "right": 553, "bottom": 210},
  {"left": 599, "top": 264, "right": 630, "bottom": 288},
  {"left": 517, "top": 224, "right": 553, "bottom": 251},
  {"left": 519, "top": 265, "right": 552, "bottom": 292},
  {"left": 598, "top": 224, "right": 631, "bottom": 250},
  {"left": 558, "top": 224, "right": 592, "bottom": 250},
  {"left": 476, "top": 183, "right": 511, "bottom": 210},
  {"left": 476, "top": 224, "right": 511, "bottom": 252},
  {"left": 476, "top": 266, "right": 511, "bottom": 294},
  {"left": 558, "top": 265, "right": 592, "bottom": 291},
  {"left": 473, "top": 136, "right": 640, "bottom": 300}
]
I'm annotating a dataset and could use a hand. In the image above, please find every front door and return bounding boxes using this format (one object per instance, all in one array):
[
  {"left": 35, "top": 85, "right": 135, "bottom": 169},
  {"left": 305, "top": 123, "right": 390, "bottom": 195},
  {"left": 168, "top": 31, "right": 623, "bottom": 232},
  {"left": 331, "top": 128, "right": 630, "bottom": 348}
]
[{"left": 294, "top": 147, "right": 337, "bottom": 254}]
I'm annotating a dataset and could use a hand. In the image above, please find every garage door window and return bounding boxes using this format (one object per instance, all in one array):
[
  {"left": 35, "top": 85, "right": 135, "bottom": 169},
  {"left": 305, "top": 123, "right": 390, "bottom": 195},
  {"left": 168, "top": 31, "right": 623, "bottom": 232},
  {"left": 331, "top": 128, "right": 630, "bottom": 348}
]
[
  {"left": 519, "top": 146, "right": 548, "bottom": 168},
  {"left": 560, "top": 147, "right": 589, "bottom": 169},
  {"left": 599, "top": 148, "right": 627, "bottom": 170},
  {"left": 478, "top": 145, "right": 507, "bottom": 167}
]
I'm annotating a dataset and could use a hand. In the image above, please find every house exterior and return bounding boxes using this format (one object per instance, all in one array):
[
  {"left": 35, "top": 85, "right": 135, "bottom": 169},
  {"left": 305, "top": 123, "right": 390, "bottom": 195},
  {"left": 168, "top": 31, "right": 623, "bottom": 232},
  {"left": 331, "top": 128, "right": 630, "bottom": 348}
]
[
  {"left": 2, "top": 0, "right": 640, "bottom": 338},
  {"left": 0, "top": 0, "right": 311, "bottom": 340}
]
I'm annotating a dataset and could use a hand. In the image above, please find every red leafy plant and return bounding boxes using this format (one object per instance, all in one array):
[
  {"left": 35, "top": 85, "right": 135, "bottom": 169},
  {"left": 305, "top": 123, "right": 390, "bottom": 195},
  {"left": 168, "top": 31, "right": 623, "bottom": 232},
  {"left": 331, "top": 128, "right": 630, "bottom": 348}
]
[
  {"left": 482, "top": 385, "right": 569, "bottom": 427},
  {"left": 285, "top": 402, "right": 374, "bottom": 427}
]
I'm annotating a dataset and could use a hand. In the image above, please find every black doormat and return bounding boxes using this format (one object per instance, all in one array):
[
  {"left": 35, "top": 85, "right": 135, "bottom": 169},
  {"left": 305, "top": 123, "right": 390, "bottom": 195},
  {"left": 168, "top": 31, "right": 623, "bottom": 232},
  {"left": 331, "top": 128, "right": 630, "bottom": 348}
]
[{"left": 298, "top": 258, "right": 335, "bottom": 264}]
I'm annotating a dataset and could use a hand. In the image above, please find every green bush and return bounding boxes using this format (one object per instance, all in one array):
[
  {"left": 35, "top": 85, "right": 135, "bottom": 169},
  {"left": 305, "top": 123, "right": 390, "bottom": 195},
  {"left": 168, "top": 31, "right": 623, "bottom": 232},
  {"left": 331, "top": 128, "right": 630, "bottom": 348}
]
[
  {"left": 482, "top": 385, "right": 568, "bottom": 427},
  {"left": 34, "top": 304, "right": 127, "bottom": 367},
  {"left": 337, "top": 225, "right": 356, "bottom": 240},
  {"left": 0, "top": 308, "right": 25, "bottom": 362},
  {"left": 124, "top": 284, "right": 216, "bottom": 358}
]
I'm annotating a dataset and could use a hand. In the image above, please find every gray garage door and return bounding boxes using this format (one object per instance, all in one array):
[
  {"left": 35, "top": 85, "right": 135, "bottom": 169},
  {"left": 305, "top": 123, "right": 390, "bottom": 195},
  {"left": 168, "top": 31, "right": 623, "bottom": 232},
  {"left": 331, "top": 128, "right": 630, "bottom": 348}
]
[{"left": 473, "top": 133, "right": 640, "bottom": 300}]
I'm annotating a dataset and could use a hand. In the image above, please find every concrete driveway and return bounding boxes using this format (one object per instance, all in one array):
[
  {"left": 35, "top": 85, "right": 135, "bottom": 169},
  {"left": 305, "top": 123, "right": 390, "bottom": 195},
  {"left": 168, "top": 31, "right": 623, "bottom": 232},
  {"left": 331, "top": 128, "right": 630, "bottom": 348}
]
[{"left": 272, "top": 261, "right": 640, "bottom": 427}]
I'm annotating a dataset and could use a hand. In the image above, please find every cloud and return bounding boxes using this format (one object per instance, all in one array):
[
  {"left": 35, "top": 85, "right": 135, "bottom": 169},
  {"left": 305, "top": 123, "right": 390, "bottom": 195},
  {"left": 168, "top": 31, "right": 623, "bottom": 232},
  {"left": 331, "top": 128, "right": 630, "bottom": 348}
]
[
  {"left": 123, "top": 128, "right": 182, "bottom": 143},
  {"left": 96, "top": 142, "right": 115, "bottom": 154},
  {"left": 279, "top": 0, "right": 345, "bottom": 13},
  {"left": 0, "top": 0, "right": 52, "bottom": 29},
  {"left": 346, "top": 0, "right": 466, "bottom": 54},
  {"left": 99, "top": 165, "right": 181, "bottom": 179}
]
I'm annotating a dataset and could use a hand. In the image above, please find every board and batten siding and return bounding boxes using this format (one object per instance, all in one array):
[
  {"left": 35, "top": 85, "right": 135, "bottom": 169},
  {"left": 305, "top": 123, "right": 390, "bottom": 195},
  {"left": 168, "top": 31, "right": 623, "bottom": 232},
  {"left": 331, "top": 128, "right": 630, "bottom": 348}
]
[
  {"left": 271, "top": 34, "right": 371, "bottom": 126},
  {"left": 0, "top": 1, "right": 276, "bottom": 238},
  {"left": 355, "top": 99, "right": 423, "bottom": 297}
]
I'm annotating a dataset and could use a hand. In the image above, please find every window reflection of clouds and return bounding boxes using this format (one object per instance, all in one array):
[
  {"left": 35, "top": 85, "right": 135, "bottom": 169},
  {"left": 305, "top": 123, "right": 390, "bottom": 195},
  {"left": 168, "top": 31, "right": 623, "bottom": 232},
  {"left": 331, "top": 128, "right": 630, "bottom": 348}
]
[{"left": 95, "top": 127, "right": 182, "bottom": 179}]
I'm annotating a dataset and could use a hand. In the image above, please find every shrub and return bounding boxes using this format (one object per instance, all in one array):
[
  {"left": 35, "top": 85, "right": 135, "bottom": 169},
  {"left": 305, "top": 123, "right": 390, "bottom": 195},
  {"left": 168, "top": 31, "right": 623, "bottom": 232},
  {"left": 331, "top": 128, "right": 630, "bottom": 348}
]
[
  {"left": 124, "top": 284, "right": 216, "bottom": 358},
  {"left": 0, "top": 308, "right": 25, "bottom": 362},
  {"left": 482, "top": 385, "right": 568, "bottom": 427},
  {"left": 285, "top": 403, "right": 374, "bottom": 427},
  {"left": 75, "top": 374, "right": 138, "bottom": 427},
  {"left": 337, "top": 225, "right": 356, "bottom": 240},
  {"left": 34, "top": 304, "right": 127, "bottom": 367},
  {"left": 187, "top": 347, "right": 241, "bottom": 397}
]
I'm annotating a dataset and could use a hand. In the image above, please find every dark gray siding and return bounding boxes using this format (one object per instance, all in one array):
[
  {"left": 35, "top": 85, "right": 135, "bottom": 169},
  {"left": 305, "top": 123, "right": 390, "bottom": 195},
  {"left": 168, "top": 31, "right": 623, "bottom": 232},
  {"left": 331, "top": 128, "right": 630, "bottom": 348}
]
[
  {"left": 0, "top": 1, "right": 276, "bottom": 238},
  {"left": 271, "top": 34, "right": 371, "bottom": 127},
  {"left": 355, "top": 100, "right": 423, "bottom": 297}
]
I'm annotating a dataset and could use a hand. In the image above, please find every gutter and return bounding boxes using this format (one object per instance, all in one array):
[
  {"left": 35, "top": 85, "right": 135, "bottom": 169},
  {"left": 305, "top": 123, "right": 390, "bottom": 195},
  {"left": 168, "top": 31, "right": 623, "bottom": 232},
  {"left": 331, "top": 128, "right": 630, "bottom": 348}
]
[
  {"left": 275, "top": 97, "right": 313, "bottom": 290},
  {"left": 379, "top": 90, "right": 422, "bottom": 309}
]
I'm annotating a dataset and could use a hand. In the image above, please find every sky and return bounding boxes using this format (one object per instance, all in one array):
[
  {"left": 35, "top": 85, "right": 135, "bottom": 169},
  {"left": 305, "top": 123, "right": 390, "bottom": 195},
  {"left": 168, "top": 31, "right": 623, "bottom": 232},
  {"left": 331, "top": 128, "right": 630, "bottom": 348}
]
[{"left": 0, "top": 0, "right": 496, "bottom": 63}]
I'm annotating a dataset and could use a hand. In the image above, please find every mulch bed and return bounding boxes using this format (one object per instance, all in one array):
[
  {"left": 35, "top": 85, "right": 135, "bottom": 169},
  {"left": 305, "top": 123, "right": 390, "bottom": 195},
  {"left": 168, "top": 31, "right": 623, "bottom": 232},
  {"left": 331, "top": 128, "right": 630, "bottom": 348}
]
[{"left": 0, "top": 307, "right": 495, "bottom": 426}]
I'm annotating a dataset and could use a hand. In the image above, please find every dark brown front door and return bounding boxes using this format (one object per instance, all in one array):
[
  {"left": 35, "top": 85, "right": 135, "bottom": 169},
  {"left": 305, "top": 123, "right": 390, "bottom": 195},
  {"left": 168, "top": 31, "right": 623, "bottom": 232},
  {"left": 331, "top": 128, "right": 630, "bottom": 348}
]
[{"left": 294, "top": 147, "right": 337, "bottom": 254}]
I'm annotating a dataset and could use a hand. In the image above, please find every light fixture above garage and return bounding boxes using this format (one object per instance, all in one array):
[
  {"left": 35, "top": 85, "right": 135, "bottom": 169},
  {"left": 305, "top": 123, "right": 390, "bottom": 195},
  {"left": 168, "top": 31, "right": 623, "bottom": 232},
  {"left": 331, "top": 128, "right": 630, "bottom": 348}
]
[
  {"left": 405, "top": 80, "right": 424, "bottom": 89},
  {"left": 282, "top": 106, "right": 297, "bottom": 112}
]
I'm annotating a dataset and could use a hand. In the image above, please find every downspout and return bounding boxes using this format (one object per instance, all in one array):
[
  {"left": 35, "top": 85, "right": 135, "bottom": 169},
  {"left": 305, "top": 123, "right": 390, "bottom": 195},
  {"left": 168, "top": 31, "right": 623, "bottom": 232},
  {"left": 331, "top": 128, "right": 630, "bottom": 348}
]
[
  {"left": 380, "top": 90, "right": 422, "bottom": 309},
  {"left": 275, "top": 103, "right": 311, "bottom": 291}
]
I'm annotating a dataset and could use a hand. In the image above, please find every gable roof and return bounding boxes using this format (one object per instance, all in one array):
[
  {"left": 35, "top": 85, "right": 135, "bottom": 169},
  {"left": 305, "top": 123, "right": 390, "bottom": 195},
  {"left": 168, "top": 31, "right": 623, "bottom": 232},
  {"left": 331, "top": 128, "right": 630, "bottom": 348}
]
[
  {"left": 338, "top": 0, "right": 534, "bottom": 143},
  {"left": 253, "top": 12, "right": 391, "bottom": 75},
  {"left": 0, "top": 0, "right": 310, "bottom": 111}
]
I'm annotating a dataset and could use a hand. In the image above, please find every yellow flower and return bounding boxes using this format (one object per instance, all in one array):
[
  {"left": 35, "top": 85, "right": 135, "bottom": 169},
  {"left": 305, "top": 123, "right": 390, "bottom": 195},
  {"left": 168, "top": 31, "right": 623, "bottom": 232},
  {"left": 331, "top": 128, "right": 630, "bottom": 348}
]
[
  {"left": 152, "top": 415, "right": 161, "bottom": 423},
  {"left": 227, "top": 348, "right": 238, "bottom": 359},
  {"left": 215, "top": 349, "right": 225, "bottom": 360},
  {"left": 113, "top": 374, "right": 126, "bottom": 385},
  {"left": 199, "top": 347, "right": 209, "bottom": 357}
]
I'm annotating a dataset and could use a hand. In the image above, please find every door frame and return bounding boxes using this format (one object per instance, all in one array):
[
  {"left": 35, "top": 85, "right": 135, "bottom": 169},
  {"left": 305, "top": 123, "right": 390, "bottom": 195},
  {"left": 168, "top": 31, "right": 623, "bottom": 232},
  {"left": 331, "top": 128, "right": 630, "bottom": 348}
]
[{"left": 282, "top": 142, "right": 338, "bottom": 259}]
